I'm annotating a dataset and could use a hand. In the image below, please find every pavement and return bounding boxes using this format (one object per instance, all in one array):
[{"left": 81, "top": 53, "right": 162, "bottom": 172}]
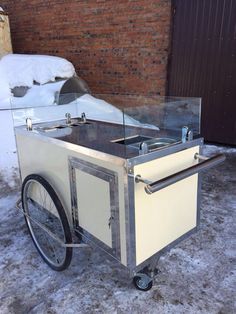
[{"left": 0, "top": 145, "right": 235, "bottom": 314}]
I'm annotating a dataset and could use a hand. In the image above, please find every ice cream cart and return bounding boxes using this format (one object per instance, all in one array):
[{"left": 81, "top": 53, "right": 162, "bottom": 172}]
[{"left": 12, "top": 94, "right": 225, "bottom": 291}]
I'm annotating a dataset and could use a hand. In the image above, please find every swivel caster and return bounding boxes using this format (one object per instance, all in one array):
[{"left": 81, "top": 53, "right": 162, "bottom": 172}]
[{"left": 133, "top": 273, "right": 153, "bottom": 291}]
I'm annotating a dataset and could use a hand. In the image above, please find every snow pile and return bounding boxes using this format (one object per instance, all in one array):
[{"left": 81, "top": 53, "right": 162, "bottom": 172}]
[
  {"left": 0, "top": 63, "right": 12, "bottom": 109},
  {"left": 11, "top": 80, "right": 66, "bottom": 108},
  {"left": 77, "top": 94, "right": 126, "bottom": 122},
  {"left": 76, "top": 94, "right": 159, "bottom": 129},
  {"left": 0, "top": 54, "right": 75, "bottom": 88},
  {"left": 0, "top": 54, "right": 75, "bottom": 109}
]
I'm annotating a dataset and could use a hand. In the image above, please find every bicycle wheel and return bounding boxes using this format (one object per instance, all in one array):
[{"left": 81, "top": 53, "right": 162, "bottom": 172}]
[{"left": 21, "top": 174, "right": 72, "bottom": 271}]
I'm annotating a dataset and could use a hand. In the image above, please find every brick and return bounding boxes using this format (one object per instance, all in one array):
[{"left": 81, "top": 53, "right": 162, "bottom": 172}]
[{"left": 2, "top": 0, "right": 171, "bottom": 96}]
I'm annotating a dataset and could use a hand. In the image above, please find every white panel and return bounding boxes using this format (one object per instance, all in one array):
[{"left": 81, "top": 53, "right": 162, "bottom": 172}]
[
  {"left": 75, "top": 169, "right": 112, "bottom": 247},
  {"left": 134, "top": 146, "right": 199, "bottom": 265}
]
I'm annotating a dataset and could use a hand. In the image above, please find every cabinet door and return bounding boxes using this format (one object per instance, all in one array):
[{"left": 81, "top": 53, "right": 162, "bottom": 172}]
[
  {"left": 75, "top": 168, "right": 112, "bottom": 246},
  {"left": 133, "top": 146, "right": 199, "bottom": 265},
  {"left": 69, "top": 157, "right": 120, "bottom": 256}
]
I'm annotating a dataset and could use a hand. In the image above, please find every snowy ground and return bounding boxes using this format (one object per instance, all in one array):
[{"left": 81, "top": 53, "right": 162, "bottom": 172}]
[{"left": 0, "top": 145, "right": 235, "bottom": 313}]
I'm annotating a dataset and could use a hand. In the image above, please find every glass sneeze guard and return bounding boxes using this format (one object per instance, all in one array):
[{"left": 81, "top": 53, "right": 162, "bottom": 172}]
[{"left": 11, "top": 93, "right": 201, "bottom": 159}]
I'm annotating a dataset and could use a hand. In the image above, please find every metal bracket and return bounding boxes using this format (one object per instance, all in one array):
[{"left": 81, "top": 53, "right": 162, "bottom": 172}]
[
  {"left": 15, "top": 199, "right": 89, "bottom": 249},
  {"left": 194, "top": 153, "right": 208, "bottom": 161},
  {"left": 135, "top": 174, "right": 151, "bottom": 185},
  {"left": 182, "top": 126, "right": 193, "bottom": 142},
  {"left": 26, "top": 117, "right": 32, "bottom": 131}
]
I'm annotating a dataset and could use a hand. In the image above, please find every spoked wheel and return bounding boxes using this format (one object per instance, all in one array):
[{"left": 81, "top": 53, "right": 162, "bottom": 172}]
[
  {"left": 133, "top": 273, "right": 153, "bottom": 291},
  {"left": 22, "top": 174, "right": 72, "bottom": 271}
]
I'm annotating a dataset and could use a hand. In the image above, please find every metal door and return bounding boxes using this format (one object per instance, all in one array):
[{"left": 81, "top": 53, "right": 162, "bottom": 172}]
[{"left": 168, "top": 0, "right": 236, "bottom": 145}]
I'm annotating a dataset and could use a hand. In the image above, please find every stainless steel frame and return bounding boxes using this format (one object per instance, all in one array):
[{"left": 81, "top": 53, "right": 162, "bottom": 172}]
[
  {"left": 16, "top": 124, "right": 225, "bottom": 281},
  {"left": 124, "top": 170, "right": 137, "bottom": 269}
]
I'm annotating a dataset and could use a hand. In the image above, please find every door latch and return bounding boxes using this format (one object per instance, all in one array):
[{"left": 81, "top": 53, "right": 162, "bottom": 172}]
[{"left": 108, "top": 216, "right": 114, "bottom": 229}]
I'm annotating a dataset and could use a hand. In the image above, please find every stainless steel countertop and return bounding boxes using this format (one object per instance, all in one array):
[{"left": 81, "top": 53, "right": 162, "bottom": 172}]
[{"left": 48, "top": 119, "right": 181, "bottom": 159}]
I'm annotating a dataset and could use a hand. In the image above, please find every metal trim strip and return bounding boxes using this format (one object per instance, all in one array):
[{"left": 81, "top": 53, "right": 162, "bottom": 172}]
[
  {"left": 74, "top": 228, "right": 122, "bottom": 263},
  {"left": 196, "top": 145, "right": 203, "bottom": 228},
  {"left": 124, "top": 167, "right": 136, "bottom": 269}
]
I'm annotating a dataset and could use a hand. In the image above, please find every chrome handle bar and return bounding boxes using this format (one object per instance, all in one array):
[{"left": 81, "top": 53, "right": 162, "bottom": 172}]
[{"left": 135, "top": 153, "right": 225, "bottom": 195}]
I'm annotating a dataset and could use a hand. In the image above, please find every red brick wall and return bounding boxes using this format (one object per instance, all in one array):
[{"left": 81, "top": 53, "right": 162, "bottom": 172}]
[{"left": 2, "top": 0, "right": 171, "bottom": 95}]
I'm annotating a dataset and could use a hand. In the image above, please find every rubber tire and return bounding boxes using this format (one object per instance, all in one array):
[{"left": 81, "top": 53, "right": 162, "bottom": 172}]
[
  {"left": 133, "top": 275, "right": 153, "bottom": 291},
  {"left": 21, "top": 174, "right": 73, "bottom": 271}
]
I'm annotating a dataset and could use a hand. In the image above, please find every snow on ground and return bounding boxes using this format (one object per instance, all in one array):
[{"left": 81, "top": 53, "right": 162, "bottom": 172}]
[
  {"left": 0, "top": 110, "right": 19, "bottom": 192},
  {"left": 0, "top": 145, "right": 235, "bottom": 313}
]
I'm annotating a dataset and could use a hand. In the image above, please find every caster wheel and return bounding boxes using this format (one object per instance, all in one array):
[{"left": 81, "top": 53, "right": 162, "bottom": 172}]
[{"left": 133, "top": 273, "right": 153, "bottom": 291}]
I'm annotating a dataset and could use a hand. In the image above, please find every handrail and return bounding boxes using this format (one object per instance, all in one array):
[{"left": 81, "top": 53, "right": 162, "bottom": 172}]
[{"left": 135, "top": 153, "right": 225, "bottom": 194}]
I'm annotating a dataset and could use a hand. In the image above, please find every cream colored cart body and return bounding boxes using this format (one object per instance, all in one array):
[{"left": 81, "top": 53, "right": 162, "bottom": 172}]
[{"left": 13, "top": 95, "right": 224, "bottom": 290}]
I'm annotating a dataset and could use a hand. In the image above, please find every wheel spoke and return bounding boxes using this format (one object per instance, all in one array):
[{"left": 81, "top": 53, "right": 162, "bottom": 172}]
[{"left": 22, "top": 175, "right": 72, "bottom": 270}]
